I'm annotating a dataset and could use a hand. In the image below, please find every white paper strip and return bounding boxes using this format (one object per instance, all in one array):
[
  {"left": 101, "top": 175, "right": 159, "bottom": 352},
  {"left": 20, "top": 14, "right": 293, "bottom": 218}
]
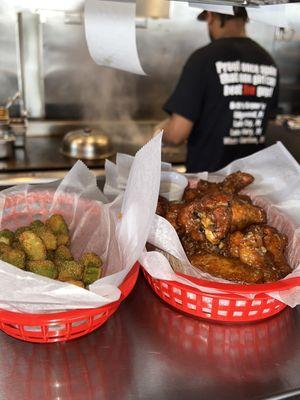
[
  {"left": 189, "top": 2, "right": 234, "bottom": 15},
  {"left": 84, "top": 0, "right": 145, "bottom": 75}
]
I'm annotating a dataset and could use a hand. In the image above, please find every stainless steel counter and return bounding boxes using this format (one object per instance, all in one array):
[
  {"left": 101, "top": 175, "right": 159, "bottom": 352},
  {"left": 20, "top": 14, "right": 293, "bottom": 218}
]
[{"left": 1, "top": 275, "right": 300, "bottom": 400}]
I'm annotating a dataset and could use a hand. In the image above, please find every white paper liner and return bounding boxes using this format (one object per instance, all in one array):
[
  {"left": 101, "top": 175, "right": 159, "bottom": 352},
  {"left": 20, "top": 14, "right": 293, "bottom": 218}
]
[
  {"left": 141, "top": 142, "right": 300, "bottom": 306},
  {"left": 104, "top": 141, "right": 172, "bottom": 201},
  {"left": 0, "top": 133, "right": 162, "bottom": 313}
]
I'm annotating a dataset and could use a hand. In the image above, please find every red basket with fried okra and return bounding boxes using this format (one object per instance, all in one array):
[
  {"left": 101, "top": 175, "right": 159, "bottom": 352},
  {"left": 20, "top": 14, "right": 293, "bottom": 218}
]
[
  {"left": 0, "top": 191, "right": 139, "bottom": 342},
  {"left": 144, "top": 171, "right": 299, "bottom": 322}
]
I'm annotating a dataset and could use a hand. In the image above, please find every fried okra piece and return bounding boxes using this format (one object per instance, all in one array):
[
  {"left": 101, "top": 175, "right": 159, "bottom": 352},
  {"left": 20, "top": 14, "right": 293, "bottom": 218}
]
[
  {"left": 15, "top": 226, "right": 31, "bottom": 239},
  {"left": 46, "top": 214, "right": 68, "bottom": 234},
  {"left": 12, "top": 240, "right": 23, "bottom": 251},
  {"left": 31, "top": 225, "right": 57, "bottom": 251},
  {"left": 56, "top": 234, "right": 70, "bottom": 246},
  {"left": 0, "top": 242, "right": 11, "bottom": 255},
  {"left": 0, "top": 229, "right": 15, "bottom": 246},
  {"left": 54, "top": 245, "right": 73, "bottom": 262},
  {"left": 0, "top": 246, "right": 26, "bottom": 269},
  {"left": 47, "top": 250, "right": 55, "bottom": 261},
  {"left": 81, "top": 252, "right": 103, "bottom": 285},
  {"left": 58, "top": 260, "right": 83, "bottom": 281},
  {"left": 27, "top": 260, "right": 58, "bottom": 279},
  {"left": 30, "top": 220, "right": 44, "bottom": 230},
  {"left": 18, "top": 230, "right": 47, "bottom": 261},
  {"left": 45, "top": 214, "right": 69, "bottom": 246},
  {"left": 60, "top": 278, "right": 85, "bottom": 288}
]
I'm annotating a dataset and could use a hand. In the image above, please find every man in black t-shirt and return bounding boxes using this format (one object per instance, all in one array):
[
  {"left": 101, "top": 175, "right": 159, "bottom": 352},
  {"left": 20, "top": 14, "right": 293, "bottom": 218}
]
[{"left": 158, "top": 8, "right": 279, "bottom": 172}]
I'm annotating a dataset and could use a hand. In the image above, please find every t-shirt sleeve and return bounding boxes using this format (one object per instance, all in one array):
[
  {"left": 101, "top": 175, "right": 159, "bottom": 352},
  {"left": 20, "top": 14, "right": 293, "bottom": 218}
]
[{"left": 163, "top": 53, "right": 206, "bottom": 123}]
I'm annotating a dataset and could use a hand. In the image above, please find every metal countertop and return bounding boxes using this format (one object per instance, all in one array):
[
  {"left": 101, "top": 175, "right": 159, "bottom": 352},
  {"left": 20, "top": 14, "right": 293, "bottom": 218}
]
[
  {"left": 0, "top": 136, "right": 186, "bottom": 174},
  {"left": 1, "top": 276, "right": 300, "bottom": 400}
]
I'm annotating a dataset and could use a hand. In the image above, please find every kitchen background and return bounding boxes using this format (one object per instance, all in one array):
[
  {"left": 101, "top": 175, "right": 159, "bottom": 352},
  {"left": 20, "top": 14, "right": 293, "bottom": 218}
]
[{"left": 0, "top": 0, "right": 299, "bottom": 176}]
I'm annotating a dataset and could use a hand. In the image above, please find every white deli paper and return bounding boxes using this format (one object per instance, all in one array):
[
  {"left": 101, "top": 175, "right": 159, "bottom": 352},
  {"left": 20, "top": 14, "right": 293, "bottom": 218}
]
[
  {"left": 104, "top": 140, "right": 172, "bottom": 201},
  {"left": 84, "top": 0, "right": 145, "bottom": 75},
  {"left": 141, "top": 142, "right": 300, "bottom": 306},
  {"left": 0, "top": 133, "right": 162, "bottom": 313}
]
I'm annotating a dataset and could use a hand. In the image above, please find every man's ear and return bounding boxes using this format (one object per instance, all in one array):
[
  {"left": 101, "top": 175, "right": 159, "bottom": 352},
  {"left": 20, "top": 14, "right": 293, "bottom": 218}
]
[{"left": 206, "top": 11, "right": 214, "bottom": 25}]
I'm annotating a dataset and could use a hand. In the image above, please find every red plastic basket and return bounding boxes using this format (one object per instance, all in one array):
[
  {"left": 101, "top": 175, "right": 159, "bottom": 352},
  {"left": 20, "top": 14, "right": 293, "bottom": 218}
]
[
  {"left": 142, "top": 267, "right": 300, "bottom": 323},
  {"left": 0, "top": 189, "right": 140, "bottom": 342},
  {"left": 0, "top": 263, "right": 139, "bottom": 343},
  {"left": 138, "top": 280, "right": 295, "bottom": 381}
]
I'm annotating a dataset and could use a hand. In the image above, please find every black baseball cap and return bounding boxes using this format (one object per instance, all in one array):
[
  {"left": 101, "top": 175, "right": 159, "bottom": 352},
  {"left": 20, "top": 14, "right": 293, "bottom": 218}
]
[{"left": 197, "top": 6, "right": 248, "bottom": 21}]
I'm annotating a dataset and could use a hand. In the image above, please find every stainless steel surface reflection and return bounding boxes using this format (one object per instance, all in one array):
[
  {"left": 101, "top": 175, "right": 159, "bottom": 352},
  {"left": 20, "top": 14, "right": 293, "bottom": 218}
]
[{"left": 1, "top": 277, "right": 300, "bottom": 400}]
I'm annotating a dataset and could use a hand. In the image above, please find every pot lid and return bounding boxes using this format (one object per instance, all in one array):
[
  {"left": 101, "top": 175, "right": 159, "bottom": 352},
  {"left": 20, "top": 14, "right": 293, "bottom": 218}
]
[{"left": 61, "top": 127, "right": 115, "bottom": 160}]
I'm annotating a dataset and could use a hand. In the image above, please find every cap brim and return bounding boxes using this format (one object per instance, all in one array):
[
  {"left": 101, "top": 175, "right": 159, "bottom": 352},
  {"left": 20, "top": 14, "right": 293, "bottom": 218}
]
[{"left": 197, "top": 10, "right": 207, "bottom": 21}]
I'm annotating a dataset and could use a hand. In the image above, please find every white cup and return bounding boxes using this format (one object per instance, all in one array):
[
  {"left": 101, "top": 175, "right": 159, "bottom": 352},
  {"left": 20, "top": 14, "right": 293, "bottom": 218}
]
[{"left": 159, "top": 171, "right": 188, "bottom": 201}]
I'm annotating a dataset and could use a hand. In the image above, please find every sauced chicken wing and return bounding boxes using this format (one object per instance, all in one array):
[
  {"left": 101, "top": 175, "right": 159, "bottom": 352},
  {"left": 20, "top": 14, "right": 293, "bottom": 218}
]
[
  {"left": 222, "top": 171, "right": 254, "bottom": 194},
  {"left": 183, "top": 180, "right": 222, "bottom": 202},
  {"left": 227, "top": 228, "right": 281, "bottom": 282},
  {"left": 155, "top": 171, "right": 292, "bottom": 284},
  {"left": 177, "top": 195, "right": 231, "bottom": 244},
  {"left": 262, "top": 225, "right": 291, "bottom": 276},
  {"left": 177, "top": 193, "right": 265, "bottom": 245},
  {"left": 227, "top": 225, "right": 291, "bottom": 281},
  {"left": 165, "top": 202, "right": 185, "bottom": 231},
  {"left": 156, "top": 196, "right": 169, "bottom": 218},
  {"left": 195, "top": 194, "right": 232, "bottom": 245},
  {"left": 180, "top": 233, "right": 225, "bottom": 258},
  {"left": 182, "top": 171, "right": 254, "bottom": 201},
  {"left": 231, "top": 197, "right": 266, "bottom": 231},
  {"left": 189, "top": 253, "right": 264, "bottom": 284}
]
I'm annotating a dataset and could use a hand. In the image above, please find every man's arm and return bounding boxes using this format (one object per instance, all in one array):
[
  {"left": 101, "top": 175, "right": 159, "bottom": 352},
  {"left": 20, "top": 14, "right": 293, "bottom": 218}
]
[{"left": 154, "top": 113, "right": 194, "bottom": 145}]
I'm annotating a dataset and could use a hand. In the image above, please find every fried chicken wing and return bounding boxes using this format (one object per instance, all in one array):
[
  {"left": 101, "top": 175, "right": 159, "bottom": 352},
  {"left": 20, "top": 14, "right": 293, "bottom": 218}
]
[
  {"left": 227, "top": 225, "right": 290, "bottom": 282},
  {"left": 182, "top": 171, "right": 254, "bottom": 201},
  {"left": 189, "top": 252, "right": 264, "bottom": 284},
  {"left": 222, "top": 171, "right": 254, "bottom": 194},
  {"left": 262, "top": 225, "right": 291, "bottom": 277},
  {"left": 182, "top": 180, "right": 222, "bottom": 202},
  {"left": 156, "top": 196, "right": 169, "bottom": 218},
  {"left": 182, "top": 188, "right": 200, "bottom": 202},
  {"left": 165, "top": 202, "right": 185, "bottom": 231},
  {"left": 180, "top": 233, "right": 224, "bottom": 258},
  {"left": 178, "top": 193, "right": 265, "bottom": 245},
  {"left": 197, "top": 194, "right": 232, "bottom": 245},
  {"left": 156, "top": 170, "right": 292, "bottom": 284},
  {"left": 231, "top": 197, "right": 266, "bottom": 231}
]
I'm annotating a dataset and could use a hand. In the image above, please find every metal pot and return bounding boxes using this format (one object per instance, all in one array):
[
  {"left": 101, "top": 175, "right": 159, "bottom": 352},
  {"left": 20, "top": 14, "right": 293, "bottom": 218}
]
[{"left": 61, "top": 127, "right": 114, "bottom": 160}]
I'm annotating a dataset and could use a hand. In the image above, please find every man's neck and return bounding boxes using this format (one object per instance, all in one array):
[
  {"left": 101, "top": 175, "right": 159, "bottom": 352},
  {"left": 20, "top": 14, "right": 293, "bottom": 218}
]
[
  {"left": 215, "top": 20, "right": 247, "bottom": 40},
  {"left": 219, "top": 30, "right": 247, "bottom": 39}
]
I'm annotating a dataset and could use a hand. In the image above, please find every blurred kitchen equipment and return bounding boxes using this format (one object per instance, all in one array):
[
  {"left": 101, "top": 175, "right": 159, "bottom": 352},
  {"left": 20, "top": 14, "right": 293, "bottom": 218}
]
[
  {"left": 10, "top": 118, "right": 27, "bottom": 148},
  {"left": 1, "top": 92, "right": 28, "bottom": 149},
  {"left": 0, "top": 105, "right": 15, "bottom": 158},
  {"left": 0, "top": 133, "right": 15, "bottom": 159},
  {"left": 0, "top": 107, "right": 10, "bottom": 136},
  {"left": 61, "top": 127, "right": 115, "bottom": 160},
  {"left": 5, "top": 92, "right": 21, "bottom": 110}
]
